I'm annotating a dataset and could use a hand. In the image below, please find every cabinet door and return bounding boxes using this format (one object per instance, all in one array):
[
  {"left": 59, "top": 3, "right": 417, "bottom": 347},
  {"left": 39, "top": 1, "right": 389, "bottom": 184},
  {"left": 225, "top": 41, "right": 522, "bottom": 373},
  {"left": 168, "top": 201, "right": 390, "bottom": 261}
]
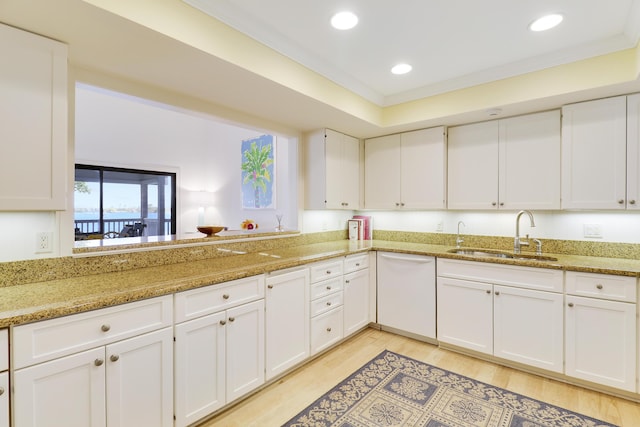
[
  {"left": 226, "top": 299, "right": 265, "bottom": 403},
  {"left": 106, "top": 327, "right": 173, "bottom": 427},
  {"left": 174, "top": 312, "right": 226, "bottom": 427},
  {"left": 0, "top": 372, "right": 7, "bottom": 427},
  {"left": 499, "top": 111, "right": 561, "bottom": 210},
  {"left": 437, "top": 277, "right": 493, "bottom": 354},
  {"left": 13, "top": 347, "right": 106, "bottom": 427},
  {"left": 343, "top": 268, "right": 370, "bottom": 337},
  {"left": 364, "top": 134, "right": 401, "bottom": 209},
  {"left": 493, "top": 285, "right": 563, "bottom": 372},
  {"left": 626, "top": 93, "right": 640, "bottom": 208},
  {"left": 447, "top": 121, "right": 499, "bottom": 209},
  {"left": 561, "top": 96, "right": 627, "bottom": 209},
  {"left": 565, "top": 295, "right": 636, "bottom": 391},
  {"left": 341, "top": 133, "right": 361, "bottom": 208},
  {"left": 377, "top": 252, "right": 436, "bottom": 339},
  {"left": 0, "top": 23, "right": 67, "bottom": 210},
  {"left": 400, "top": 127, "right": 447, "bottom": 209},
  {"left": 265, "top": 269, "right": 309, "bottom": 380}
]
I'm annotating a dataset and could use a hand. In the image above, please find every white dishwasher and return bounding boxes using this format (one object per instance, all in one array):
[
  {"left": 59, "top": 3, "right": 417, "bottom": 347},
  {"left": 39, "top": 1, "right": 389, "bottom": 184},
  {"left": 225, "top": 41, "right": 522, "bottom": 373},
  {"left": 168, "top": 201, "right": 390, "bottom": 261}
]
[{"left": 376, "top": 252, "right": 436, "bottom": 340}]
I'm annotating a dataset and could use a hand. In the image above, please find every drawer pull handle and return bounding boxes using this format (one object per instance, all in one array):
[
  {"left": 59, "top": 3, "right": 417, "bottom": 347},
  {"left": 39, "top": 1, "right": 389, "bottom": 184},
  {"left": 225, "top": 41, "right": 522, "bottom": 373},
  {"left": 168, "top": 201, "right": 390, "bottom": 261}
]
[
  {"left": 94, "top": 358, "right": 104, "bottom": 367},
  {"left": 596, "top": 284, "right": 603, "bottom": 290},
  {"left": 345, "top": 280, "right": 350, "bottom": 284},
  {"left": 326, "top": 286, "right": 332, "bottom": 290},
  {"left": 568, "top": 302, "right": 574, "bottom": 307},
  {"left": 101, "top": 324, "right": 111, "bottom": 332},
  {"left": 326, "top": 270, "right": 331, "bottom": 275},
  {"left": 110, "top": 354, "right": 120, "bottom": 362},
  {"left": 355, "top": 263, "right": 360, "bottom": 267},
  {"left": 220, "top": 320, "right": 227, "bottom": 325},
  {"left": 326, "top": 327, "right": 332, "bottom": 332},
  {"left": 223, "top": 294, "right": 230, "bottom": 300},
  {"left": 326, "top": 302, "right": 332, "bottom": 306},
  {"left": 0, "top": 387, "right": 4, "bottom": 396},
  {"left": 267, "top": 284, "right": 274, "bottom": 289},
  {"left": 229, "top": 317, "right": 235, "bottom": 322}
]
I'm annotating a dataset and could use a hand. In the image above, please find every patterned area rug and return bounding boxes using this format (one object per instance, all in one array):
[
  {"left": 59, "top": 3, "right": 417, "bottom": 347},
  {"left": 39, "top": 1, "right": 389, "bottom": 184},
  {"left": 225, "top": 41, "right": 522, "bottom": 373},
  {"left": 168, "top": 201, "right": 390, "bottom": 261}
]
[{"left": 283, "top": 350, "right": 618, "bottom": 427}]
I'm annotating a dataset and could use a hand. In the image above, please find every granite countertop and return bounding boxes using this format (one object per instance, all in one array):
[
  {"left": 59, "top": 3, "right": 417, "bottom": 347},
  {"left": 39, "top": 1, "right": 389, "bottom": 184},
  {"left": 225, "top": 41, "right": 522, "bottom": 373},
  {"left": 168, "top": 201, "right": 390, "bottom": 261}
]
[{"left": 1, "top": 239, "right": 639, "bottom": 329}]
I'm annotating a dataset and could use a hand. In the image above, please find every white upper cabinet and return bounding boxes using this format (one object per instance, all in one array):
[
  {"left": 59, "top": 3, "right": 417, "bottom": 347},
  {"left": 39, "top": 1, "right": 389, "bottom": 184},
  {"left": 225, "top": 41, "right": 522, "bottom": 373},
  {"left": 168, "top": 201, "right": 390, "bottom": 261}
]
[
  {"left": 448, "top": 110, "right": 560, "bottom": 210},
  {"left": 561, "top": 96, "right": 628, "bottom": 209},
  {"left": 365, "top": 127, "right": 446, "bottom": 209},
  {"left": 626, "top": 93, "right": 640, "bottom": 209},
  {"left": 304, "top": 128, "right": 360, "bottom": 210},
  {"left": 0, "top": 23, "right": 68, "bottom": 211}
]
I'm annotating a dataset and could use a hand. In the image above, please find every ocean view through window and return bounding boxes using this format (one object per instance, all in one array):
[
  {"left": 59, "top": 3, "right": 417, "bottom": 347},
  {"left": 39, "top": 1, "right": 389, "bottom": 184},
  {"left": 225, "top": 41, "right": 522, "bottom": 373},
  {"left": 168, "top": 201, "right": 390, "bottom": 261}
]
[{"left": 74, "top": 165, "right": 176, "bottom": 240}]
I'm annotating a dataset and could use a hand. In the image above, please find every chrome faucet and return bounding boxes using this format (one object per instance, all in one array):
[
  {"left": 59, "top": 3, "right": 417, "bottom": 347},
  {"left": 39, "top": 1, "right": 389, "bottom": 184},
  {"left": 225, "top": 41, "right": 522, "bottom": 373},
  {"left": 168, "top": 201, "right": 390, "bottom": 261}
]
[
  {"left": 456, "top": 221, "right": 465, "bottom": 248},
  {"left": 514, "top": 210, "right": 535, "bottom": 254}
]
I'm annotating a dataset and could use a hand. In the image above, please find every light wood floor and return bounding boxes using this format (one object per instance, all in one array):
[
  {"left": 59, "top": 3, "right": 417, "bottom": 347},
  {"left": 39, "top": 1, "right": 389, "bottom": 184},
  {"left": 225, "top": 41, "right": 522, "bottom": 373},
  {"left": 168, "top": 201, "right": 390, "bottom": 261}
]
[{"left": 201, "top": 328, "right": 640, "bottom": 426}]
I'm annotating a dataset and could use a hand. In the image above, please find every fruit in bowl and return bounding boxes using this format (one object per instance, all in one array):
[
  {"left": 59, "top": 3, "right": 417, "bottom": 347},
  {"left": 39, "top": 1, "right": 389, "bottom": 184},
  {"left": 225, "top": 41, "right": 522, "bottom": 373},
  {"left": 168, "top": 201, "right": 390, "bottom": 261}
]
[
  {"left": 241, "top": 219, "right": 259, "bottom": 230},
  {"left": 197, "top": 225, "right": 226, "bottom": 236}
]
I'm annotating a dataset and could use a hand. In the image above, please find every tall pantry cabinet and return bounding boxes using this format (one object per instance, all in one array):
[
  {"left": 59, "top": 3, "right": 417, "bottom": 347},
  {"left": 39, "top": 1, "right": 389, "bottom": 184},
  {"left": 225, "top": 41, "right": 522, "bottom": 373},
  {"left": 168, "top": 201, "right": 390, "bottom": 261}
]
[{"left": 0, "top": 23, "right": 68, "bottom": 210}]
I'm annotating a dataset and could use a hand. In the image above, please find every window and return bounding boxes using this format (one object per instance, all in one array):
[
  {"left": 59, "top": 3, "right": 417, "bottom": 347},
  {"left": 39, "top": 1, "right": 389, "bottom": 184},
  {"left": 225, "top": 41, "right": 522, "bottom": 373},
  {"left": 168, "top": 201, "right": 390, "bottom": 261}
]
[{"left": 74, "top": 165, "right": 176, "bottom": 240}]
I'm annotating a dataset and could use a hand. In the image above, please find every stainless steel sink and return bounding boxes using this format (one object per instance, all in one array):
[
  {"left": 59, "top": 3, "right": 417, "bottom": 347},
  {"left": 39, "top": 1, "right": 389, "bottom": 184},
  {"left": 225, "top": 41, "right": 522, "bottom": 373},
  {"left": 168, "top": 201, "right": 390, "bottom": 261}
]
[{"left": 447, "top": 248, "right": 557, "bottom": 262}]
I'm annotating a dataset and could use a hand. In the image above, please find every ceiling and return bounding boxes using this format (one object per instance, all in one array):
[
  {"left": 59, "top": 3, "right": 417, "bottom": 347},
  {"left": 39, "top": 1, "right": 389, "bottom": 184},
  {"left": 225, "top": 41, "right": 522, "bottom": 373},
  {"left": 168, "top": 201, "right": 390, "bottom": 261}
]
[
  {"left": 1, "top": 0, "right": 640, "bottom": 138},
  {"left": 184, "top": 0, "right": 640, "bottom": 106}
]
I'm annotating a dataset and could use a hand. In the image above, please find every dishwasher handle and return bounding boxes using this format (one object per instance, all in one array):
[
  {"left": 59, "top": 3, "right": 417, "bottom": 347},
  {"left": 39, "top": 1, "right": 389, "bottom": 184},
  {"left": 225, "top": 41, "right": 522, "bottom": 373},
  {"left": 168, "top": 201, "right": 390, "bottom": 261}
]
[{"left": 379, "top": 253, "right": 434, "bottom": 263}]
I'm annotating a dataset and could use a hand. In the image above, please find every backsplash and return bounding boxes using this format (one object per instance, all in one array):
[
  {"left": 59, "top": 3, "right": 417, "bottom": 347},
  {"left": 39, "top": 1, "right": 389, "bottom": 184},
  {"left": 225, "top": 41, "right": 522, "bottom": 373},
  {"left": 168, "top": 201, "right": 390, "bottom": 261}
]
[{"left": 3, "top": 229, "right": 640, "bottom": 288}]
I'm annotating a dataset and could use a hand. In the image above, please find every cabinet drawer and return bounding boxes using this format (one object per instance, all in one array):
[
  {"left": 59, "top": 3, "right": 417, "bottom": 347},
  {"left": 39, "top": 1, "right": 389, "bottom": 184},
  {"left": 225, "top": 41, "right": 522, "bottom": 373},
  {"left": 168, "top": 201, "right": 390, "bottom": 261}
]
[
  {"left": 0, "top": 329, "right": 7, "bottom": 371},
  {"left": 13, "top": 295, "right": 173, "bottom": 369},
  {"left": 309, "top": 259, "right": 343, "bottom": 283},
  {"left": 566, "top": 271, "right": 637, "bottom": 302},
  {"left": 310, "top": 292, "right": 343, "bottom": 317},
  {"left": 175, "top": 275, "right": 265, "bottom": 323},
  {"left": 311, "top": 307, "right": 344, "bottom": 354},
  {"left": 344, "top": 254, "right": 369, "bottom": 274},
  {"left": 437, "top": 258, "right": 563, "bottom": 292},
  {"left": 310, "top": 277, "right": 343, "bottom": 300}
]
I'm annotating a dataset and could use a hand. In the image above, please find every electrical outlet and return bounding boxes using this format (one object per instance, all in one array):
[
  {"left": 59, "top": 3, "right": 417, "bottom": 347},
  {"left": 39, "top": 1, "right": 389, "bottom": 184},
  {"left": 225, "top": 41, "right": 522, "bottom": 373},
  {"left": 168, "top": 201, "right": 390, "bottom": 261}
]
[
  {"left": 36, "top": 232, "right": 53, "bottom": 253},
  {"left": 583, "top": 224, "right": 603, "bottom": 238},
  {"left": 436, "top": 221, "right": 444, "bottom": 232}
]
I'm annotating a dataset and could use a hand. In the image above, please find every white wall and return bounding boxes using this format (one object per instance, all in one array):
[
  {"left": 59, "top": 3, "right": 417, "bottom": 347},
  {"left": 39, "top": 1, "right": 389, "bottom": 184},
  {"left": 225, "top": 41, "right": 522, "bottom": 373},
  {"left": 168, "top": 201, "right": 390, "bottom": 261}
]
[
  {"left": 74, "top": 84, "right": 298, "bottom": 236},
  {"left": 302, "top": 209, "right": 640, "bottom": 244}
]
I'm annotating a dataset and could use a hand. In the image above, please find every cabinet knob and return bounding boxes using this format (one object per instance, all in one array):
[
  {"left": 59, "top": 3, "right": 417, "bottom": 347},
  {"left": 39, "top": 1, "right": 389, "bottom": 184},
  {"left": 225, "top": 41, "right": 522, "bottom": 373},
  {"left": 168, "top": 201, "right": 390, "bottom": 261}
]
[
  {"left": 326, "top": 302, "right": 332, "bottom": 306},
  {"left": 492, "top": 201, "right": 497, "bottom": 206},
  {"left": 326, "top": 327, "right": 332, "bottom": 332},
  {"left": 326, "top": 285, "right": 332, "bottom": 290},
  {"left": 0, "top": 387, "right": 4, "bottom": 396},
  {"left": 596, "top": 284, "right": 603, "bottom": 290},
  {"left": 267, "top": 284, "right": 274, "bottom": 289},
  {"left": 486, "top": 290, "right": 491, "bottom": 294},
  {"left": 568, "top": 302, "right": 574, "bottom": 307},
  {"left": 355, "top": 263, "right": 360, "bottom": 267},
  {"left": 499, "top": 202, "right": 504, "bottom": 206},
  {"left": 94, "top": 358, "right": 104, "bottom": 367},
  {"left": 223, "top": 294, "right": 230, "bottom": 300},
  {"left": 345, "top": 280, "right": 350, "bottom": 284},
  {"left": 494, "top": 291, "right": 500, "bottom": 296},
  {"left": 618, "top": 199, "right": 625, "bottom": 204},
  {"left": 101, "top": 324, "right": 111, "bottom": 332},
  {"left": 219, "top": 320, "right": 227, "bottom": 325},
  {"left": 326, "top": 270, "right": 331, "bottom": 275},
  {"left": 400, "top": 202, "right": 405, "bottom": 207},
  {"left": 630, "top": 200, "right": 637, "bottom": 205},
  {"left": 110, "top": 354, "right": 120, "bottom": 362},
  {"left": 228, "top": 317, "right": 235, "bottom": 322},
  {"left": 395, "top": 202, "right": 401, "bottom": 207}
]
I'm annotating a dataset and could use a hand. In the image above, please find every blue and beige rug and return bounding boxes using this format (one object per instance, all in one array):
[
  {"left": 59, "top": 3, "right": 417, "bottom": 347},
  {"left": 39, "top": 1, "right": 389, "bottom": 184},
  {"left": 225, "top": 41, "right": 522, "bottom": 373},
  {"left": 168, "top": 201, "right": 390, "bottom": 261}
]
[{"left": 283, "top": 350, "right": 618, "bottom": 427}]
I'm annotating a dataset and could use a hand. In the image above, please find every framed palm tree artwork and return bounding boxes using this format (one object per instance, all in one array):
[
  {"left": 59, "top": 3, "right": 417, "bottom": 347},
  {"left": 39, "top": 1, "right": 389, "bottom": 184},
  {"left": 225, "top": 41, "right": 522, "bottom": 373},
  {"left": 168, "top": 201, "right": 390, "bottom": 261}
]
[{"left": 241, "top": 134, "right": 275, "bottom": 209}]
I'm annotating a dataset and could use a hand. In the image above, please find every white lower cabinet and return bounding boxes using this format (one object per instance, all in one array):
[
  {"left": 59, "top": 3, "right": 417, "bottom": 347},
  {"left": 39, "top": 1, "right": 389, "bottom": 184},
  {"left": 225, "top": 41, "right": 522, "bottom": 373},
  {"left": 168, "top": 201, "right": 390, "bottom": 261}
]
[
  {"left": 565, "top": 271, "right": 637, "bottom": 392},
  {"left": 343, "top": 267, "right": 370, "bottom": 336},
  {"left": 309, "top": 259, "right": 345, "bottom": 355},
  {"left": 13, "top": 327, "right": 173, "bottom": 427},
  {"left": 265, "top": 268, "right": 310, "bottom": 381},
  {"left": 12, "top": 296, "right": 174, "bottom": 427},
  {"left": 1, "top": 329, "right": 9, "bottom": 427},
  {"left": 437, "top": 259, "right": 564, "bottom": 373},
  {"left": 174, "top": 276, "right": 265, "bottom": 427},
  {"left": 377, "top": 252, "right": 436, "bottom": 339}
]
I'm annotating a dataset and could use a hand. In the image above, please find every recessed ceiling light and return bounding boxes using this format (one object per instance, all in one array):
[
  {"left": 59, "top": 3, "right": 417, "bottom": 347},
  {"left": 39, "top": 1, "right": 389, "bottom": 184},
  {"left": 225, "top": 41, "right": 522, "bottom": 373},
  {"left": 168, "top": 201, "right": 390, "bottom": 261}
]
[
  {"left": 331, "top": 11, "right": 358, "bottom": 30},
  {"left": 391, "top": 63, "right": 412, "bottom": 75},
  {"left": 529, "top": 13, "right": 563, "bottom": 32}
]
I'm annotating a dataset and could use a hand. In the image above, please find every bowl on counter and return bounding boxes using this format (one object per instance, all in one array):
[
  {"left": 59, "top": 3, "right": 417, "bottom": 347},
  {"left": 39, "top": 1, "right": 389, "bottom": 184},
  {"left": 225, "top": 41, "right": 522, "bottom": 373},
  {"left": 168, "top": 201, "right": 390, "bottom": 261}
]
[{"left": 196, "top": 225, "right": 226, "bottom": 236}]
